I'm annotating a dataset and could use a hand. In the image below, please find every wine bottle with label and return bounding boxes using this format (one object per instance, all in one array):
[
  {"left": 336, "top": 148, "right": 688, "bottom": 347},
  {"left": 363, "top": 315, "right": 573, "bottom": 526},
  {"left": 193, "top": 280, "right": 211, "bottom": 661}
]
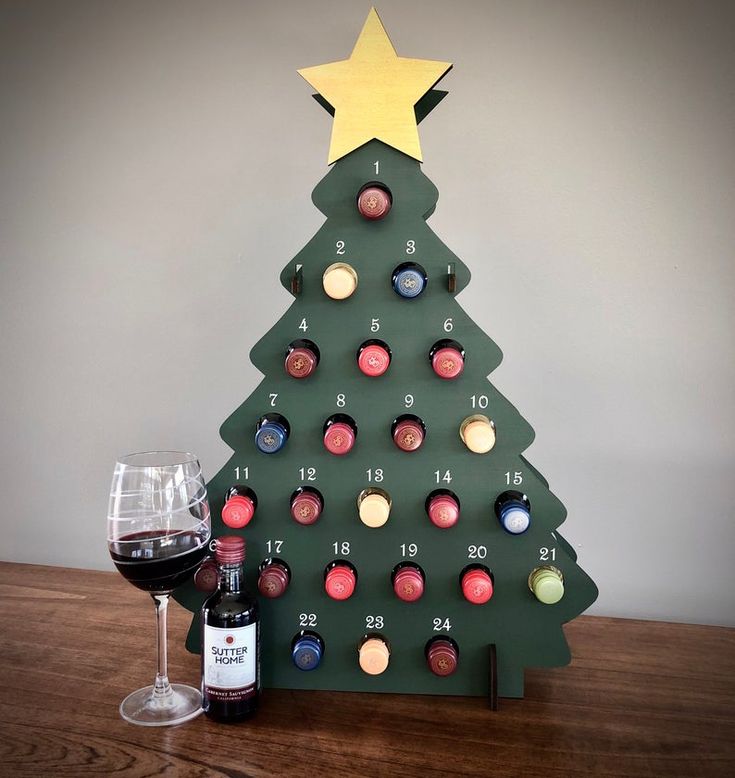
[{"left": 201, "top": 536, "right": 260, "bottom": 722}]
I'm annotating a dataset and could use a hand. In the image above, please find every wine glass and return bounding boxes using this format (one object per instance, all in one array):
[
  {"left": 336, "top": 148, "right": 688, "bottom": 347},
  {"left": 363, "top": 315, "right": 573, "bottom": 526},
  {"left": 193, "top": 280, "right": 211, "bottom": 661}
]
[{"left": 108, "top": 451, "right": 211, "bottom": 726}]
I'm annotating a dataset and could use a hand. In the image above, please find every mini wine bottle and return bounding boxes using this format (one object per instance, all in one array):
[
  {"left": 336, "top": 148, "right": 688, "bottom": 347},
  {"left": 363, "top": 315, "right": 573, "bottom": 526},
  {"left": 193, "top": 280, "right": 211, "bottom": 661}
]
[
  {"left": 424, "top": 636, "right": 459, "bottom": 677},
  {"left": 392, "top": 261, "right": 427, "bottom": 298},
  {"left": 358, "top": 633, "right": 391, "bottom": 675},
  {"left": 323, "top": 413, "right": 358, "bottom": 455},
  {"left": 356, "top": 182, "right": 392, "bottom": 220},
  {"left": 257, "top": 558, "right": 291, "bottom": 599},
  {"left": 459, "top": 563, "right": 494, "bottom": 605},
  {"left": 429, "top": 339, "right": 465, "bottom": 379},
  {"left": 392, "top": 414, "right": 426, "bottom": 452},
  {"left": 391, "top": 562, "right": 425, "bottom": 602},
  {"left": 291, "top": 630, "right": 325, "bottom": 672},
  {"left": 221, "top": 485, "right": 257, "bottom": 529},
  {"left": 425, "top": 489, "right": 461, "bottom": 529},
  {"left": 290, "top": 486, "right": 324, "bottom": 526},
  {"left": 284, "top": 339, "right": 320, "bottom": 379},
  {"left": 255, "top": 413, "right": 290, "bottom": 454},
  {"left": 324, "top": 559, "right": 358, "bottom": 601},
  {"left": 495, "top": 490, "right": 531, "bottom": 535},
  {"left": 356, "top": 339, "right": 392, "bottom": 377},
  {"left": 201, "top": 536, "right": 260, "bottom": 722}
]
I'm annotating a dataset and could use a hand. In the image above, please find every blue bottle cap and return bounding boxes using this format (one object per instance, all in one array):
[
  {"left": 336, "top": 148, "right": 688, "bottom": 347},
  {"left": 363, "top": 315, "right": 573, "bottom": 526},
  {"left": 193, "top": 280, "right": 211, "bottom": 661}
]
[
  {"left": 500, "top": 502, "right": 530, "bottom": 535},
  {"left": 393, "top": 267, "right": 426, "bottom": 298},
  {"left": 292, "top": 636, "right": 323, "bottom": 671},
  {"left": 255, "top": 421, "right": 287, "bottom": 454}
]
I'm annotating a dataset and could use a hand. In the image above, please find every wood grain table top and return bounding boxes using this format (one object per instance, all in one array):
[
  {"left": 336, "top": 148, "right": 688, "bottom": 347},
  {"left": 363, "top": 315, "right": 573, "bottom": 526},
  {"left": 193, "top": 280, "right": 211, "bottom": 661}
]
[{"left": 0, "top": 561, "right": 733, "bottom": 777}]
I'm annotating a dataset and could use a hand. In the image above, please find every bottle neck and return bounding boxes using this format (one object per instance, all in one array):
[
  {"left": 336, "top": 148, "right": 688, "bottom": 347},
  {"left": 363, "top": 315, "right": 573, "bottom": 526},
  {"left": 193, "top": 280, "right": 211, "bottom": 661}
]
[{"left": 218, "top": 561, "right": 245, "bottom": 593}]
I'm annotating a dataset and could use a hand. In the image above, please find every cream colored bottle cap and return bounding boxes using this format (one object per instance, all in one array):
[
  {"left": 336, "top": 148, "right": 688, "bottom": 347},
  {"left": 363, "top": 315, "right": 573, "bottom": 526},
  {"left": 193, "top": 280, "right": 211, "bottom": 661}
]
[
  {"left": 460, "top": 415, "right": 496, "bottom": 454},
  {"left": 358, "top": 492, "right": 391, "bottom": 528},
  {"left": 323, "top": 262, "right": 358, "bottom": 300},
  {"left": 359, "top": 638, "right": 390, "bottom": 675}
]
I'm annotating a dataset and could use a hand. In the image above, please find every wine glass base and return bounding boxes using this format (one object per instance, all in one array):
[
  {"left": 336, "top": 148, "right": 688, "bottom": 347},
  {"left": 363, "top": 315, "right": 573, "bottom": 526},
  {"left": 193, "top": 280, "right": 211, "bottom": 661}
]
[{"left": 119, "top": 683, "right": 202, "bottom": 727}]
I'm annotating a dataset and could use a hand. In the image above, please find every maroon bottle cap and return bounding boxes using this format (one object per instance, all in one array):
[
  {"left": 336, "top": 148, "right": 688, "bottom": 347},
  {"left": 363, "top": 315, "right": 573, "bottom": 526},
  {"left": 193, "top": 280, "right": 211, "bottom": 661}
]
[
  {"left": 461, "top": 568, "right": 494, "bottom": 604},
  {"left": 214, "top": 535, "right": 245, "bottom": 565},
  {"left": 431, "top": 347, "right": 465, "bottom": 380},
  {"left": 427, "top": 494, "right": 460, "bottom": 529},
  {"left": 324, "top": 565, "right": 356, "bottom": 600},
  {"left": 285, "top": 347, "right": 317, "bottom": 379},
  {"left": 221, "top": 495, "right": 255, "bottom": 529},
  {"left": 427, "top": 639, "right": 459, "bottom": 677},
  {"left": 324, "top": 422, "right": 356, "bottom": 455},
  {"left": 290, "top": 492, "right": 322, "bottom": 525},
  {"left": 193, "top": 559, "right": 218, "bottom": 593},
  {"left": 357, "top": 186, "right": 391, "bottom": 220},
  {"left": 393, "top": 567, "right": 424, "bottom": 602},
  {"left": 357, "top": 343, "right": 391, "bottom": 377},
  {"left": 393, "top": 419, "right": 424, "bottom": 452},
  {"left": 258, "top": 563, "right": 290, "bottom": 598}
]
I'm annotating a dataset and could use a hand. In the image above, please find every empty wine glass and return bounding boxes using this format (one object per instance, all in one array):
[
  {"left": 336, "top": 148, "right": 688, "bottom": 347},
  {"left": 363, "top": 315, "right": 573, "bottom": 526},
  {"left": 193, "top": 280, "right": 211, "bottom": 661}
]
[{"left": 108, "top": 451, "right": 211, "bottom": 726}]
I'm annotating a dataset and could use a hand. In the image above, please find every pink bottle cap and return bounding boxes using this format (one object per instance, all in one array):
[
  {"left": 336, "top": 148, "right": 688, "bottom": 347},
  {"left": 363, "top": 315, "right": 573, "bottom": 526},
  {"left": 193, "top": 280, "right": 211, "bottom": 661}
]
[
  {"left": 461, "top": 569, "right": 494, "bottom": 605},
  {"left": 324, "top": 422, "right": 356, "bottom": 455},
  {"left": 427, "top": 494, "right": 460, "bottom": 529},
  {"left": 358, "top": 344, "right": 391, "bottom": 377},
  {"left": 290, "top": 492, "right": 322, "bottom": 525},
  {"left": 325, "top": 565, "right": 356, "bottom": 600},
  {"left": 427, "top": 639, "right": 459, "bottom": 676},
  {"left": 214, "top": 536, "right": 245, "bottom": 565},
  {"left": 221, "top": 495, "right": 255, "bottom": 529},
  {"left": 431, "top": 347, "right": 464, "bottom": 379},
  {"left": 258, "top": 563, "right": 290, "bottom": 598},
  {"left": 193, "top": 559, "right": 218, "bottom": 593},
  {"left": 285, "top": 347, "right": 317, "bottom": 379},
  {"left": 393, "top": 419, "right": 424, "bottom": 452},
  {"left": 393, "top": 567, "right": 425, "bottom": 602},
  {"left": 357, "top": 186, "right": 391, "bottom": 220}
]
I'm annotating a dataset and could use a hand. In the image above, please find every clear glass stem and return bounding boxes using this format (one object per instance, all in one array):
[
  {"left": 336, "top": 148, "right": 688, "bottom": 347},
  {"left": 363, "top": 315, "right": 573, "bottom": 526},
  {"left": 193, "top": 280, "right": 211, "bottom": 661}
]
[{"left": 152, "top": 593, "right": 173, "bottom": 704}]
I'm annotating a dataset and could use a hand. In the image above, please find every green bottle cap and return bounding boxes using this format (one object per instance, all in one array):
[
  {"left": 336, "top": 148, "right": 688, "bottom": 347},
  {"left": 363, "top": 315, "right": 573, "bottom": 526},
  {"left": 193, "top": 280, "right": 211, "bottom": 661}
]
[{"left": 529, "top": 566, "right": 565, "bottom": 605}]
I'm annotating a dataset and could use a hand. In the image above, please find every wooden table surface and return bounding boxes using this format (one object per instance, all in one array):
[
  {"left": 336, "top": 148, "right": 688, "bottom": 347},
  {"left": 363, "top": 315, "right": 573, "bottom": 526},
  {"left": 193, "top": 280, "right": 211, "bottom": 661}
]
[{"left": 0, "top": 562, "right": 733, "bottom": 777}]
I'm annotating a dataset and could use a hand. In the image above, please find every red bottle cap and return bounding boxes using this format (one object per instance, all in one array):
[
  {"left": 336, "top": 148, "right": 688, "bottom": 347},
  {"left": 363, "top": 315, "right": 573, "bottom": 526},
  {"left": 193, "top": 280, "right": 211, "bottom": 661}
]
[
  {"left": 431, "top": 347, "right": 464, "bottom": 379},
  {"left": 258, "top": 563, "right": 290, "bottom": 598},
  {"left": 461, "top": 569, "right": 494, "bottom": 604},
  {"left": 290, "top": 492, "right": 322, "bottom": 525},
  {"left": 324, "top": 565, "right": 356, "bottom": 600},
  {"left": 221, "top": 495, "right": 255, "bottom": 529},
  {"left": 427, "top": 494, "right": 460, "bottom": 529},
  {"left": 393, "top": 567, "right": 424, "bottom": 602},
  {"left": 357, "top": 186, "right": 391, "bottom": 220},
  {"left": 215, "top": 536, "right": 245, "bottom": 565},
  {"left": 358, "top": 344, "right": 391, "bottom": 377},
  {"left": 285, "top": 347, "right": 317, "bottom": 379},
  {"left": 427, "top": 639, "right": 459, "bottom": 677},
  {"left": 393, "top": 419, "right": 424, "bottom": 452},
  {"left": 193, "top": 559, "right": 218, "bottom": 593},
  {"left": 324, "top": 422, "right": 356, "bottom": 455}
]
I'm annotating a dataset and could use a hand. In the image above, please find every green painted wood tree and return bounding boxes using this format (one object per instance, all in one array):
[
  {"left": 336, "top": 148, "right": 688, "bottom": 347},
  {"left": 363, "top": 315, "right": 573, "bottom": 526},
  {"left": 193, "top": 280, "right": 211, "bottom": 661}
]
[{"left": 175, "top": 8, "right": 597, "bottom": 700}]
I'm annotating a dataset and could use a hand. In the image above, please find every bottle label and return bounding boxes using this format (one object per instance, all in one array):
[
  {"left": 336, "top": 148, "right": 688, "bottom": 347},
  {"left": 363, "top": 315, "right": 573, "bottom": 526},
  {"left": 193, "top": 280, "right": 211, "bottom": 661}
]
[{"left": 203, "top": 623, "right": 258, "bottom": 701}]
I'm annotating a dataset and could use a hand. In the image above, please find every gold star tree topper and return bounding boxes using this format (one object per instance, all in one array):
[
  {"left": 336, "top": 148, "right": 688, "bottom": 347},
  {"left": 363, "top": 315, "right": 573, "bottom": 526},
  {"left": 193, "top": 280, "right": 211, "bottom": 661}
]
[{"left": 298, "top": 8, "right": 452, "bottom": 164}]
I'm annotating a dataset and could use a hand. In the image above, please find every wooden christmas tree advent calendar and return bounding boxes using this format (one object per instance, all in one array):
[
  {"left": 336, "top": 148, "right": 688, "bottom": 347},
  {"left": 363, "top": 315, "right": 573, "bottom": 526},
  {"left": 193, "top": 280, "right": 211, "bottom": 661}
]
[{"left": 175, "top": 7, "right": 598, "bottom": 704}]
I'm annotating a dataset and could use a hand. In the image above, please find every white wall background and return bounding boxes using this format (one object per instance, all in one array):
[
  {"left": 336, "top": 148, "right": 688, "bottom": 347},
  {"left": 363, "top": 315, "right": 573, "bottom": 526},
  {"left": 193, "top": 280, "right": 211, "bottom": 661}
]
[{"left": 1, "top": 0, "right": 733, "bottom": 625}]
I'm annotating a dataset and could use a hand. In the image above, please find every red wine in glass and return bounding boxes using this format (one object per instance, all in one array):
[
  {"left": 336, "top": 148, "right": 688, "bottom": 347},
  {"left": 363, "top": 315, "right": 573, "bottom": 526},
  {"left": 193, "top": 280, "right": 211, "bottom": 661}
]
[{"left": 110, "top": 530, "right": 209, "bottom": 593}]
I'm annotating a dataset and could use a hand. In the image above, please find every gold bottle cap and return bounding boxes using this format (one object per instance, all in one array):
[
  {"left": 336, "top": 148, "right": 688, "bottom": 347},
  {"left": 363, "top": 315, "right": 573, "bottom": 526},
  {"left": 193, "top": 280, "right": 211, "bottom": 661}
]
[
  {"left": 357, "top": 488, "right": 391, "bottom": 528},
  {"left": 358, "top": 637, "right": 390, "bottom": 675},
  {"left": 322, "top": 262, "right": 358, "bottom": 300},
  {"left": 459, "top": 414, "right": 496, "bottom": 453}
]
